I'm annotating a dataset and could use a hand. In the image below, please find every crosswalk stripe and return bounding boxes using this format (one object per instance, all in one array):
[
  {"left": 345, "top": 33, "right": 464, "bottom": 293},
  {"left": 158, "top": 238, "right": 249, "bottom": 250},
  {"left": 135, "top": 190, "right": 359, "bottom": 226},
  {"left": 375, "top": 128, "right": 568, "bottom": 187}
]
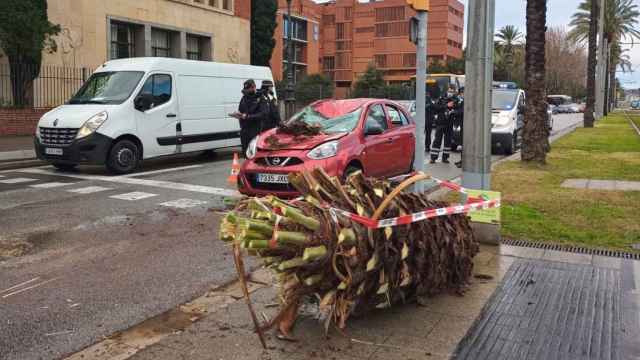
[
  {"left": 30, "top": 182, "right": 75, "bottom": 189},
  {"left": 110, "top": 192, "right": 158, "bottom": 201},
  {"left": 0, "top": 178, "right": 38, "bottom": 184},
  {"left": 159, "top": 198, "right": 207, "bottom": 209},
  {"left": 67, "top": 186, "right": 112, "bottom": 194}
]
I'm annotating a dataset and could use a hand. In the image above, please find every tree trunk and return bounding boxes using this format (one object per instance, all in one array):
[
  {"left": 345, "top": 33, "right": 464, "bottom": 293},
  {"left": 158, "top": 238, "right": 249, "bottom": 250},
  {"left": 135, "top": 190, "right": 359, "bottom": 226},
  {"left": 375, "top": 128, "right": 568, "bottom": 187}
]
[
  {"left": 608, "top": 59, "right": 616, "bottom": 112},
  {"left": 583, "top": 0, "right": 598, "bottom": 128},
  {"left": 522, "top": 0, "right": 548, "bottom": 164},
  {"left": 8, "top": 57, "right": 40, "bottom": 108},
  {"left": 603, "top": 44, "right": 610, "bottom": 116}
]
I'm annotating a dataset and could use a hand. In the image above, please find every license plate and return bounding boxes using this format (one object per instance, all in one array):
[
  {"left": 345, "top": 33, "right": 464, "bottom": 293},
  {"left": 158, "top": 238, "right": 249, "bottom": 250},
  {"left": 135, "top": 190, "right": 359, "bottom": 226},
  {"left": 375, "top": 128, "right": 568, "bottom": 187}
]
[
  {"left": 45, "top": 147, "right": 63, "bottom": 156},
  {"left": 257, "top": 173, "right": 289, "bottom": 184}
]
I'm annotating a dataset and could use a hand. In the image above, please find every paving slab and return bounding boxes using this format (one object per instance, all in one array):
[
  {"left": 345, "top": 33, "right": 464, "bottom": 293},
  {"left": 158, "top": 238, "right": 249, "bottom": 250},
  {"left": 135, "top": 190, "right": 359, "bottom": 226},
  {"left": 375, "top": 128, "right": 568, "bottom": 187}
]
[
  {"left": 562, "top": 178, "right": 640, "bottom": 192},
  {"left": 589, "top": 179, "right": 619, "bottom": 190},
  {"left": 455, "top": 259, "right": 627, "bottom": 360},
  {"left": 561, "top": 179, "right": 589, "bottom": 189}
]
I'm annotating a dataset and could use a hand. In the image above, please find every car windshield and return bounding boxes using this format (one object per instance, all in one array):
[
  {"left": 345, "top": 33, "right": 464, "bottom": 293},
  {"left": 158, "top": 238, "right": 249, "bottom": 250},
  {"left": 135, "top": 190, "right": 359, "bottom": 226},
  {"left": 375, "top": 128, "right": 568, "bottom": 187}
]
[
  {"left": 290, "top": 104, "right": 363, "bottom": 134},
  {"left": 492, "top": 90, "right": 518, "bottom": 111},
  {"left": 69, "top": 71, "right": 144, "bottom": 105}
]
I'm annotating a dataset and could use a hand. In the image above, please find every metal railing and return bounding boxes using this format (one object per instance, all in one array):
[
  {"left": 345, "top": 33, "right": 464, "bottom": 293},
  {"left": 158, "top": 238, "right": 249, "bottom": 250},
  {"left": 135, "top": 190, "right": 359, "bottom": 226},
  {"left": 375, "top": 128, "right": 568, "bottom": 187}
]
[{"left": 0, "top": 63, "right": 91, "bottom": 108}]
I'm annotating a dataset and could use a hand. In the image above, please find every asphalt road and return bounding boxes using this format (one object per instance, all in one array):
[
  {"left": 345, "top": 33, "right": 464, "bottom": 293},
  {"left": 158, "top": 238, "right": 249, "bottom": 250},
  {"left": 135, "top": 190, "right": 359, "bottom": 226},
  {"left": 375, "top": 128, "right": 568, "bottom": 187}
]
[{"left": 0, "top": 113, "right": 583, "bottom": 360}]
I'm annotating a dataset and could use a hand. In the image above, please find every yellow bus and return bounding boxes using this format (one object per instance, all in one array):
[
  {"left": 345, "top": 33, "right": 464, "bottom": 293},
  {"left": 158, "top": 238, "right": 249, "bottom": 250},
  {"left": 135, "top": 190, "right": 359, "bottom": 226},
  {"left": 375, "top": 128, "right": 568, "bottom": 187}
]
[{"left": 411, "top": 73, "right": 465, "bottom": 98}]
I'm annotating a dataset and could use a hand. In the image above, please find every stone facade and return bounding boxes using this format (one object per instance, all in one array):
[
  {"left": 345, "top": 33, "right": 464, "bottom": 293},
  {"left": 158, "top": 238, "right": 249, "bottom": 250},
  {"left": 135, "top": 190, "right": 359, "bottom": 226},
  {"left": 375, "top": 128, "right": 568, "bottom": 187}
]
[{"left": 1, "top": 0, "right": 251, "bottom": 69}]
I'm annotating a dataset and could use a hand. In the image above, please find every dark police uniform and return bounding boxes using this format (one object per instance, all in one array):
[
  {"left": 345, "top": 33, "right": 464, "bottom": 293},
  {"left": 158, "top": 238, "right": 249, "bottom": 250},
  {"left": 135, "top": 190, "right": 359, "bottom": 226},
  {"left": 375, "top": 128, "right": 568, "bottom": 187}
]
[
  {"left": 238, "top": 88, "right": 268, "bottom": 155},
  {"left": 429, "top": 97, "right": 453, "bottom": 163}
]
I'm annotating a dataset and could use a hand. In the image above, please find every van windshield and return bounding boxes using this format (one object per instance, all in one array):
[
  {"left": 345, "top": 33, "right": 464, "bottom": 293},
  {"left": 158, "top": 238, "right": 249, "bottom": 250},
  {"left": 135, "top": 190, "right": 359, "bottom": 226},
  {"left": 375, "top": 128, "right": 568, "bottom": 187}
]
[
  {"left": 492, "top": 90, "right": 518, "bottom": 111},
  {"left": 69, "top": 71, "right": 144, "bottom": 105}
]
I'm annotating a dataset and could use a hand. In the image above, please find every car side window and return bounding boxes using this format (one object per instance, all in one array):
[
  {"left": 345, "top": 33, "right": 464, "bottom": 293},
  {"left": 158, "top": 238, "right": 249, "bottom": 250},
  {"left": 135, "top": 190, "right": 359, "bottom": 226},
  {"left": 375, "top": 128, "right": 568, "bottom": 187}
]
[
  {"left": 386, "top": 105, "right": 406, "bottom": 127},
  {"left": 140, "top": 74, "right": 172, "bottom": 107},
  {"left": 365, "top": 104, "right": 388, "bottom": 131}
]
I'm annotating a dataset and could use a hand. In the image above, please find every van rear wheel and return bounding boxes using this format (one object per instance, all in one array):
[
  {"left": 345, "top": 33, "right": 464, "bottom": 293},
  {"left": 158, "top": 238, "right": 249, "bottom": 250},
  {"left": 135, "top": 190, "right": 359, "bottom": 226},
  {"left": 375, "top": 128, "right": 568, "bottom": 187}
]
[{"left": 106, "top": 139, "right": 140, "bottom": 175}]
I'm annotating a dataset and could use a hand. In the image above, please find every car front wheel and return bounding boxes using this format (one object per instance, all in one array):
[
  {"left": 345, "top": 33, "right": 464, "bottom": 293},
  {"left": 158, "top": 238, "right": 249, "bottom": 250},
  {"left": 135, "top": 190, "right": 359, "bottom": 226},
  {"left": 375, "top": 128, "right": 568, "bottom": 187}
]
[{"left": 106, "top": 139, "right": 140, "bottom": 174}]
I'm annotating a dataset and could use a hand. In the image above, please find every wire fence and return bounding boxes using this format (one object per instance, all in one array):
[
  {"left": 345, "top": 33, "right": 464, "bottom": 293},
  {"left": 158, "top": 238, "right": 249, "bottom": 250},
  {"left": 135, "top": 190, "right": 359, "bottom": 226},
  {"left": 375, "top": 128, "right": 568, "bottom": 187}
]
[{"left": 0, "top": 63, "right": 92, "bottom": 108}]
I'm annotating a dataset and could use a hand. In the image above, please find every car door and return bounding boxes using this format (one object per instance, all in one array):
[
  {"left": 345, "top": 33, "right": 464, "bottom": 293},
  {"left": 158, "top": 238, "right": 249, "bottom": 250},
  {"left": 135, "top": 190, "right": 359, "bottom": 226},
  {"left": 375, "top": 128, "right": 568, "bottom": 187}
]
[
  {"left": 385, "top": 104, "right": 415, "bottom": 175},
  {"left": 134, "top": 73, "right": 178, "bottom": 158},
  {"left": 362, "top": 103, "right": 395, "bottom": 178},
  {"left": 516, "top": 91, "right": 526, "bottom": 142}
]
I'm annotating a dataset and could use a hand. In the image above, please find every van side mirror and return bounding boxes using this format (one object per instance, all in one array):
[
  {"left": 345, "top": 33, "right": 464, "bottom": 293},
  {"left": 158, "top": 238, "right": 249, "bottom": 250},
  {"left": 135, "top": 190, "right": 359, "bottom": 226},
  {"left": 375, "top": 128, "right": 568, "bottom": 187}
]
[
  {"left": 518, "top": 104, "right": 526, "bottom": 114},
  {"left": 134, "top": 94, "right": 153, "bottom": 112},
  {"left": 365, "top": 122, "right": 384, "bottom": 136}
]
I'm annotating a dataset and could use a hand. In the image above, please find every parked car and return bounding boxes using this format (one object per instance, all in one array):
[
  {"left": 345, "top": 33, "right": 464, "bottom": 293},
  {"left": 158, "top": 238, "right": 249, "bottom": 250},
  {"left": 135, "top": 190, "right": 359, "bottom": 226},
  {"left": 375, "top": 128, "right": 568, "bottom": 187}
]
[
  {"left": 632, "top": 100, "right": 640, "bottom": 109},
  {"left": 238, "top": 99, "right": 416, "bottom": 197},
  {"left": 491, "top": 88, "right": 526, "bottom": 154},
  {"left": 547, "top": 104, "right": 554, "bottom": 130},
  {"left": 397, "top": 100, "right": 416, "bottom": 117},
  {"left": 34, "top": 58, "right": 275, "bottom": 174}
]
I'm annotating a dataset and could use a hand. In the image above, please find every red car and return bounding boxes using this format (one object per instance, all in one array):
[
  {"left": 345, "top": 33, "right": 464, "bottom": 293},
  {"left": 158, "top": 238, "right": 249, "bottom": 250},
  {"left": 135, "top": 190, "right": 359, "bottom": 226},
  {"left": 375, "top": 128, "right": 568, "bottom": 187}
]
[{"left": 238, "top": 98, "right": 416, "bottom": 197}]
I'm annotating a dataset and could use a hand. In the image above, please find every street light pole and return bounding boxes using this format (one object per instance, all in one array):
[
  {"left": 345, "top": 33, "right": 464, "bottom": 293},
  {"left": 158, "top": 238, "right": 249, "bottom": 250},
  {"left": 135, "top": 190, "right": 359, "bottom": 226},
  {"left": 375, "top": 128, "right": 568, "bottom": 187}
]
[
  {"left": 412, "top": 11, "right": 428, "bottom": 192},
  {"left": 285, "top": 0, "right": 296, "bottom": 120},
  {"left": 462, "top": 0, "right": 495, "bottom": 190}
]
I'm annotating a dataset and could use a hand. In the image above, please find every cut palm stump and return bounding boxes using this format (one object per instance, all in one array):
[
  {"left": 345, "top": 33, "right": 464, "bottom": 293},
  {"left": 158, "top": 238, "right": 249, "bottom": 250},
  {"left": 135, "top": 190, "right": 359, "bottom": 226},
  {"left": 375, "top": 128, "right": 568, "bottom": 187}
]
[{"left": 220, "top": 169, "right": 479, "bottom": 339}]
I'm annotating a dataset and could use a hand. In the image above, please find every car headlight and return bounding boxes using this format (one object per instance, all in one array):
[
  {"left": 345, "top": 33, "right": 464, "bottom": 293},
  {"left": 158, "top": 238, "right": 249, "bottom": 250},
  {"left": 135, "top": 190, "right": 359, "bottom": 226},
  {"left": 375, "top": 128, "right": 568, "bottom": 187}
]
[
  {"left": 76, "top": 111, "right": 108, "bottom": 139},
  {"left": 246, "top": 136, "right": 258, "bottom": 159},
  {"left": 492, "top": 115, "right": 512, "bottom": 127},
  {"left": 307, "top": 140, "right": 338, "bottom": 160}
]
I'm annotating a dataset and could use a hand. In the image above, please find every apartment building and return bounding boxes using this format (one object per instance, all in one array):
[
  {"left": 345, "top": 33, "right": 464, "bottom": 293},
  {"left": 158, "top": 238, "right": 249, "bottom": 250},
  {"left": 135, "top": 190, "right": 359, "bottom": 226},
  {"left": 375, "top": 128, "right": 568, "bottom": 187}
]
[
  {"left": 271, "top": 0, "right": 464, "bottom": 98},
  {"left": 10, "top": 0, "right": 251, "bottom": 69}
]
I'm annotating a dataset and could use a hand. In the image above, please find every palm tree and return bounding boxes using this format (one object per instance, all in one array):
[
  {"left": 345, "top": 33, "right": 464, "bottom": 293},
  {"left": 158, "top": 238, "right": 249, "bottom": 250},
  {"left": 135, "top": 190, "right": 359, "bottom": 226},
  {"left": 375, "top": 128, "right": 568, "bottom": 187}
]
[
  {"left": 580, "top": 0, "right": 599, "bottom": 127},
  {"left": 521, "top": 0, "right": 549, "bottom": 163},
  {"left": 496, "top": 26, "right": 524, "bottom": 81},
  {"left": 570, "top": 0, "right": 640, "bottom": 115}
]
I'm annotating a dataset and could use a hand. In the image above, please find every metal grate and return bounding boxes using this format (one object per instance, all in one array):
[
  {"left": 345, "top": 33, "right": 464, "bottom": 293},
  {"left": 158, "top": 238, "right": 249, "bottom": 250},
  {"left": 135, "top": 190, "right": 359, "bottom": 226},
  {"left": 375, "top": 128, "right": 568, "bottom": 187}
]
[
  {"left": 39, "top": 127, "right": 78, "bottom": 147},
  {"left": 501, "top": 238, "right": 640, "bottom": 260}
]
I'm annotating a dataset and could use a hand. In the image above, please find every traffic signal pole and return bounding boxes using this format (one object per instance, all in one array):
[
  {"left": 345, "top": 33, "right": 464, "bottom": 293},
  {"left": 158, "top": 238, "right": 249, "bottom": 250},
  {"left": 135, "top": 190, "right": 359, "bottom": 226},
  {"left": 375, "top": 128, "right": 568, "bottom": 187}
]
[
  {"left": 462, "top": 0, "right": 495, "bottom": 190},
  {"left": 413, "top": 10, "right": 428, "bottom": 192}
]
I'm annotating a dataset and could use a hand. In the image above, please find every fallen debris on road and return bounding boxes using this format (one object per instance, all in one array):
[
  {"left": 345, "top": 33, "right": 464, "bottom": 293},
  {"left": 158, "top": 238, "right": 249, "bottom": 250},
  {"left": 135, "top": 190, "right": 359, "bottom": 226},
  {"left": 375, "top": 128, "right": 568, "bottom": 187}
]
[{"left": 220, "top": 169, "right": 479, "bottom": 342}]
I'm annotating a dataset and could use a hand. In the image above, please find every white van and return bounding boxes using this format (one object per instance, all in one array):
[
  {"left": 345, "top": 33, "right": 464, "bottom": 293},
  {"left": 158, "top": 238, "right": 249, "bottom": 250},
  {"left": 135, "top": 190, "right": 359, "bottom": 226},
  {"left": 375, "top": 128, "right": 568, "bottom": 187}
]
[
  {"left": 491, "top": 87, "right": 526, "bottom": 154},
  {"left": 34, "top": 58, "right": 274, "bottom": 174}
]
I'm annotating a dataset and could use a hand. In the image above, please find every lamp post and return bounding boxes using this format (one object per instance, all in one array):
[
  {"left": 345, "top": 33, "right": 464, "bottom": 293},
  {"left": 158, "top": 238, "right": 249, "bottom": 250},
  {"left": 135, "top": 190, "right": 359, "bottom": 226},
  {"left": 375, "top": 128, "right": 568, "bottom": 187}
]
[{"left": 285, "top": 0, "right": 296, "bottom": 120}]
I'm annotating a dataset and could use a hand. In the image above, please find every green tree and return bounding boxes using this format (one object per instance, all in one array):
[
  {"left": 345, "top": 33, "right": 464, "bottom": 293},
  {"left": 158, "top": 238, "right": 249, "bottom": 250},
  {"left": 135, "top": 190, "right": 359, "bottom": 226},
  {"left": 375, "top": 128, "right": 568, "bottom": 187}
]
[
  {"left": 0, "top": 0, "right": 60, "bottom": 107},
  {"left": 294, "top": 74, "right": 334, "bottom": 105},
  {"left": 251, "top": 0, "right": 277, "bottom": 66},
  {"left": 446, "top": 51, "right": 465, "bottom": 75},
  {"left": 569, "top": 0, "right": 640, "bottom": 115},
  {"left": 427, "top": 59, "right": 447, "bottom": 74},
  {"left": 495, "top": 25, "right": 524, "bottom": 81},
  {"left": 352, "top": 64, "right": 386, "bottom": 98}
]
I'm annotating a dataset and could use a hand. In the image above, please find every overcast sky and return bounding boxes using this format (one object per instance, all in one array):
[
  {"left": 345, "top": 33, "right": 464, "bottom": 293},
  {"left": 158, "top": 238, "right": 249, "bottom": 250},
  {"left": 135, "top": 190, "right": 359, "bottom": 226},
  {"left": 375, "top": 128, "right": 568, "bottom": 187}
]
[{"left": 314, "top": 0, "right": 640, "bottom": 89}]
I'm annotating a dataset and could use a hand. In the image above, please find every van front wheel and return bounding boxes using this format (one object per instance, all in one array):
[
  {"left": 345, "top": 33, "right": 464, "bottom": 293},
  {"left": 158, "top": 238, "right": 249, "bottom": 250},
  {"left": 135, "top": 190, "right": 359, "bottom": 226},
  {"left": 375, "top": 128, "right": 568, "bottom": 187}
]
[{"left": 106, "top": 139, "right": 140, "bottom": 174}]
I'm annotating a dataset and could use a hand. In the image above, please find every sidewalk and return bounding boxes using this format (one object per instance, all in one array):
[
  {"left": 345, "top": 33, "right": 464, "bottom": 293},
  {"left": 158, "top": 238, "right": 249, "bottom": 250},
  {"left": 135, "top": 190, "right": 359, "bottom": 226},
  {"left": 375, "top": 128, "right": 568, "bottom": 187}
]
[
  {"left": 0, "top": 135, "right": 36, "bottom": 162},
  {"left": 69, "top": 244, "right": 640, "bottom": 360}
]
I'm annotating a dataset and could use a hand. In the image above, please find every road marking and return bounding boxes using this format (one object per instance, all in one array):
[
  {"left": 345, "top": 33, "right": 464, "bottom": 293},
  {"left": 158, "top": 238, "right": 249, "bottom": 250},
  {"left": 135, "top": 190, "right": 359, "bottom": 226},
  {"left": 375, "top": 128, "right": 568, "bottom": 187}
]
[
  {"left": 2, "top": 278, "right": 59, "bottom": 299},
  {"left": 1, "top": 277, "right": 41, "bottom": 294},
  {"left": 0, "top": 177, "right": 39, "bottom": 184},
  {"left": 122, "top": 164, "right": 204, "bottom": 178},
  {"left": 110, "top": 192, "right": 158, "bottom": 201},
  {"left": 68, "top": 186, "right": 112, "bottom": 194},
  {"left": 19, "top": 168, "right": 239, "bottom": 197},
  {"left": 30, "top": 182, "right": 76, "bottom": 189},
  {"left": 160, "top": 198, "right": 207, "bottom": 209}
]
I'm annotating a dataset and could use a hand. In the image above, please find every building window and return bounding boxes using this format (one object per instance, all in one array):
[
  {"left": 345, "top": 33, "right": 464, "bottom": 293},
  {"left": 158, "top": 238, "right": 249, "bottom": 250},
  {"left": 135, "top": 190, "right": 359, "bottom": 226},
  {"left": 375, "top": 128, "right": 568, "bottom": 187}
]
[
  {"left": 323, "top": 56, "right": 335, "bottom": 71},
  {"left": 374, "top": 55, "right": 387, "bottom": 68},
  {"left": 336, "top": 23, "right": 345, "bottom": 40},
  {"left": 186, "top": 35, "right": 202, "bottom": 60},
  {"left": 223, "top": 0, "right": 231, "bottom": 10},
  {"left": 375, "top": 7, "right": 405, "bottom": 22},
  {"left": 151, "top": 28, "right": 171, "bottom": 57},
  {"left": 282, "top": 64, "right": 307, "bottom": 83},
  {"left": 283, "top": 16, "right": 307, "bottom": 41},
  {"left": 110, "top": 22, "right": 135, "bottom": 59},
  {"left": 283, "top": 41, "right": 306, "bottom": 63},
  {"left": 375, "top": 22, "right": 409, "bottom": 37}
]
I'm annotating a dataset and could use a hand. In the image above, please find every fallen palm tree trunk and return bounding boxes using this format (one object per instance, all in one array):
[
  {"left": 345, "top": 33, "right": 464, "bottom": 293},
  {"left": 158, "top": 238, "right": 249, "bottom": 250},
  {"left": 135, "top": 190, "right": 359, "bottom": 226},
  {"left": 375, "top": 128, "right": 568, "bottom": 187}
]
[{"left": 221, "top": 169, "right": 481, "bottom": 339}]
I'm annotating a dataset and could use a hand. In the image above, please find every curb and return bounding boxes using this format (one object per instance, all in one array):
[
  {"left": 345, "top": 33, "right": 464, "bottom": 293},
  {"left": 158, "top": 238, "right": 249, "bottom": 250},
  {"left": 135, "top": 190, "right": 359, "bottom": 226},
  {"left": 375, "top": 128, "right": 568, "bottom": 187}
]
[
  {"left": 623, "top": 111, "right": 640, "bottom": 137},
  {"left": 0, "top": 159, "right": 46, "bottom": 171}
]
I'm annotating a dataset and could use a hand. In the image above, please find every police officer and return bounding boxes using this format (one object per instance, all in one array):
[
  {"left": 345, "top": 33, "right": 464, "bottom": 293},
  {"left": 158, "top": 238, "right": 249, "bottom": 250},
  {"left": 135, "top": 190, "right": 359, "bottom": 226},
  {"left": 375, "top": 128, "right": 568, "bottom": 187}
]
[
  {"left": 429, "top": 93, "right": 455, "bottom": 164},
  {"left": 424, "top": 91, "right": 436, "bottom": 149},
  {"left": 236, "top": 79, "right": 268, "bottom": 156},
  {"left": 453, "top": 87, "right": 464, "bottom": 168},
  {"left": 258, "top": 80, "right": 281, "bottom": 132}
]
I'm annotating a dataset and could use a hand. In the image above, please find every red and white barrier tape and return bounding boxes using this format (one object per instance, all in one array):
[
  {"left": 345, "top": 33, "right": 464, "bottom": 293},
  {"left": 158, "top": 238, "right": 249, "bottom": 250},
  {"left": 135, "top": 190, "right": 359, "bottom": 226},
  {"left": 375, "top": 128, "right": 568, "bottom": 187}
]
[{"left": 329, "top": 199, "right": 500, "bottom": 229}]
